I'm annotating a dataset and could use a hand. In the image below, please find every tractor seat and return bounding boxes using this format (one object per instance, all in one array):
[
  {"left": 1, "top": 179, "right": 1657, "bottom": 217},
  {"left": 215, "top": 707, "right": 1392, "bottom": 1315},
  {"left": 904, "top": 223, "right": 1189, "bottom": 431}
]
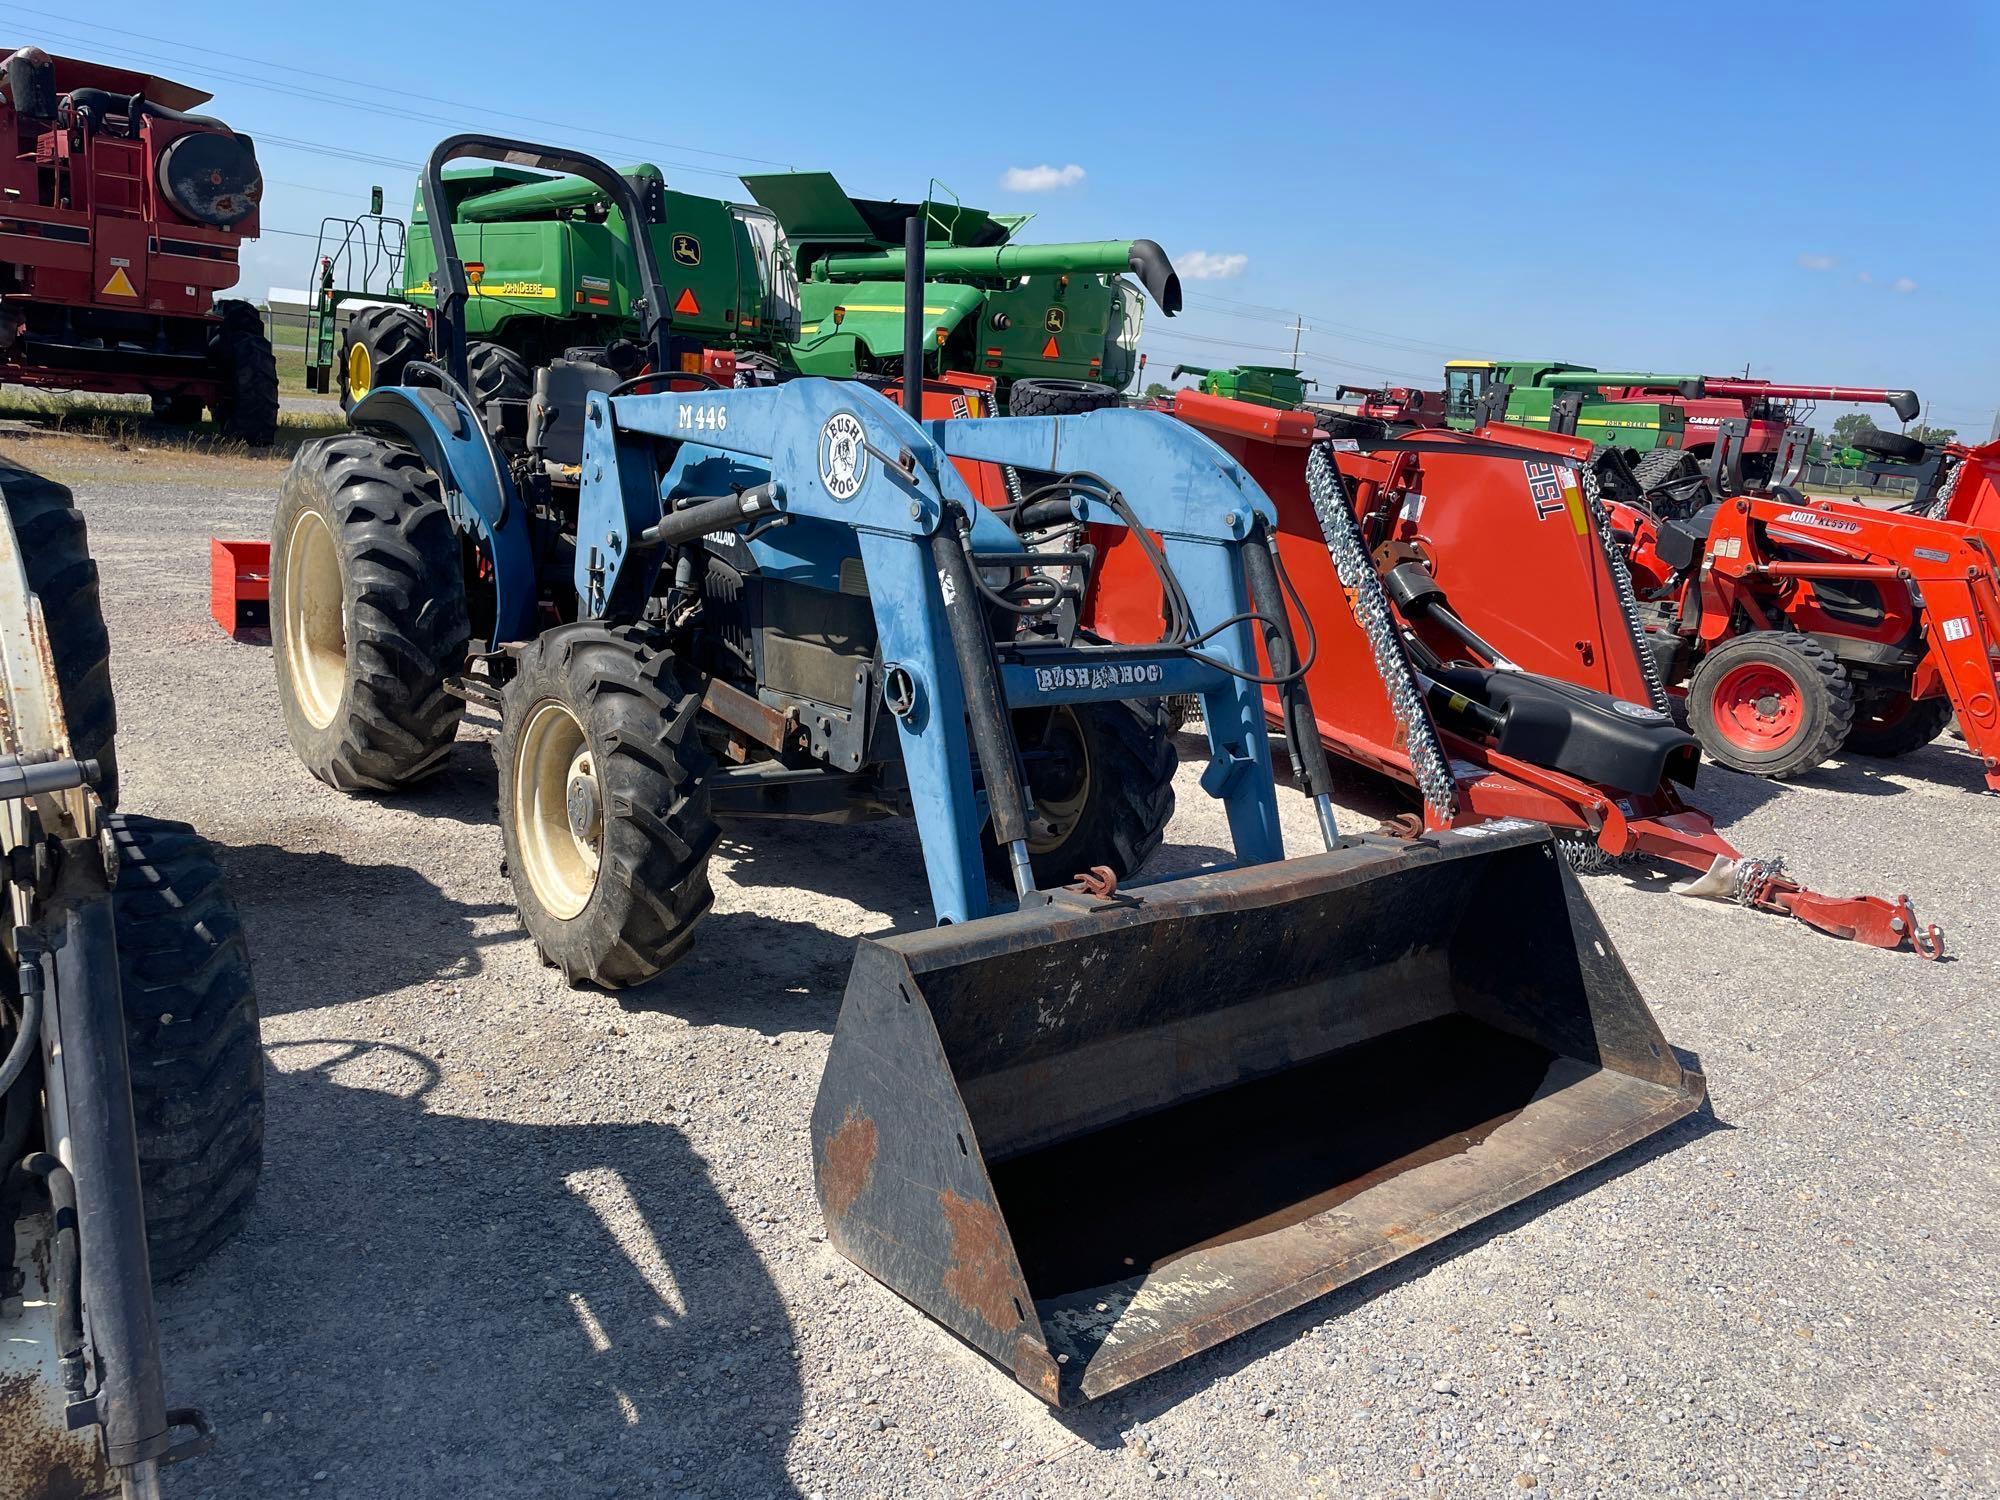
[{"left": 1652, "top": 502, "right": 1724, "bottom": 574}]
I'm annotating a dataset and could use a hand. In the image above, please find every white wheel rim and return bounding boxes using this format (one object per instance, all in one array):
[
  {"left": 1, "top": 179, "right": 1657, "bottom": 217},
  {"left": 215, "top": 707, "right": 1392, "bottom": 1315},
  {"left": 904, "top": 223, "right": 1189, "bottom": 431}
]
[
  {"left": 513, "top": 698, "right": 601, "bottom": 920},
  {"left": 1026, "top": 707, "right": 1092, "bottom": 854},
  {"left": 282, "top": 508, "right": 347, "bottom": 730}
]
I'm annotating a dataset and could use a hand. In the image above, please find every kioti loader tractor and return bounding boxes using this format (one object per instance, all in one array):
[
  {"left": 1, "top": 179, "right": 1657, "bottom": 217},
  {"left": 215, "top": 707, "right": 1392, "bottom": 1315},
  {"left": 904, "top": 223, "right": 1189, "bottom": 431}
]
[
  {"left": 0, "top": 458, "right": 264, "bottom": 1495},
  {"left": 1604, "top": 462, "right": 2000, "bottom": 794},
  {"left": 309, "top": 161, "right": 1178, "bottom": 422},
  {"left": 0, "top": 47, "right": 279, "bottom": 444},
  {"left": 267, "top": 134, "right": 1703, "bottom": 1405},
  {"left": 1087, "top": 392, "right": 1944, "bottom": 956}
]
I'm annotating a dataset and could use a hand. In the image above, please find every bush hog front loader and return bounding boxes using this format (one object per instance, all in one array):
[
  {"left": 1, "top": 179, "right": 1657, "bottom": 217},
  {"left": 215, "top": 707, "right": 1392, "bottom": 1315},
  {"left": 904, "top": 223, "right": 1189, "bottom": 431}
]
[
  {"left": 267, "top": 135, "right": 1704, "bottom": 1404},
  {"left": 1604, "top": 468, "right": 2000, "bottom": 797},
  {"left": 0, "top": 459, "right": 264, "bottom": 1496},
  {"left": 1091, "top": 393, "right": 1943, "bottom": 956}
]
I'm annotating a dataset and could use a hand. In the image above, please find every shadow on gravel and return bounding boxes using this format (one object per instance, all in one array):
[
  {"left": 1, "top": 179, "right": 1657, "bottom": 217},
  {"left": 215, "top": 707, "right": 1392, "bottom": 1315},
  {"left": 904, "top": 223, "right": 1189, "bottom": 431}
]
[
  {"left": 214, "top": 842, "right": 514, "bottom": 1015},
  {"left": 160, "top": 1038, "right": 805, "bottom": 1500},
  {"left": 1048, "top": 1050, "right": 1720, "bottom": 1444}
]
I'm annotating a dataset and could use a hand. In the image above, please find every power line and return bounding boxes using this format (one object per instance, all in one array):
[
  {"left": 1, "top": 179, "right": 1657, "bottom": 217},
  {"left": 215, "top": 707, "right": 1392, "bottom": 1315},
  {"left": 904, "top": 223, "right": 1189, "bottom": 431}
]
[{"left": 2, "top": 9, "right": 792, "bottom": 182}]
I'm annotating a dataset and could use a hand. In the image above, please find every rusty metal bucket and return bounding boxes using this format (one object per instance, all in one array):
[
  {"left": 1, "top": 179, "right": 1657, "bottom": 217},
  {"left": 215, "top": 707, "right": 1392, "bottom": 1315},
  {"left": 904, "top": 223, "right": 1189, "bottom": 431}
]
[{"left": 810, "top": 822, "right": 1703, "bottom": 1405}]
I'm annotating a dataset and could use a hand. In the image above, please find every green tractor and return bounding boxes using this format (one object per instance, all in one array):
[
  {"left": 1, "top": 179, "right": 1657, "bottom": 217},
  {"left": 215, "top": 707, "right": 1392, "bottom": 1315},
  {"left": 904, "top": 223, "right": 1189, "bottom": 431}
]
[
  {"left": 1171, "top": 363, "right": 1312, "bottom": 410},
  {"left": 1442, "top": 359, "right": 1702, "bottom": 451},
  {"left": 308, "top": 165, "right": 1179, "bottom": 417}
]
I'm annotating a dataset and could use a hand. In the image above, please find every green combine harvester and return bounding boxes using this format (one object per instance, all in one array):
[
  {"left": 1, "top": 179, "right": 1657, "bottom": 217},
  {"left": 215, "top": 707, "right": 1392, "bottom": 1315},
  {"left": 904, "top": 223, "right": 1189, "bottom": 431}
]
[
  {"left": 1442, "top": 359, "right": 1703, "bottom": 451},
  {"left": 1171, "top": 363, "right": 1312, "bottom": 410},
  {"left": 308, "top": 164, "right": 1180, "bottom": 414}
]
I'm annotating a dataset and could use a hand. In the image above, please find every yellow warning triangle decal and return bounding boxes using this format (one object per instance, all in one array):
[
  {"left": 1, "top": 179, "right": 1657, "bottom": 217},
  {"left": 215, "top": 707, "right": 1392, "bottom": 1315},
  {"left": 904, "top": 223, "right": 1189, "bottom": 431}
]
[{"left": 101, "top": 267, "right": 138, "bottom": 298}]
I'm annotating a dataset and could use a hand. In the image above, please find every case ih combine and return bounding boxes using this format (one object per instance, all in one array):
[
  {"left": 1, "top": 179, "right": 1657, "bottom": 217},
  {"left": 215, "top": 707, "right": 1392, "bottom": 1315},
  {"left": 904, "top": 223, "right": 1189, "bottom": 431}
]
[{"left": 0, "top": 46, "right": 277, "bottom": 444}]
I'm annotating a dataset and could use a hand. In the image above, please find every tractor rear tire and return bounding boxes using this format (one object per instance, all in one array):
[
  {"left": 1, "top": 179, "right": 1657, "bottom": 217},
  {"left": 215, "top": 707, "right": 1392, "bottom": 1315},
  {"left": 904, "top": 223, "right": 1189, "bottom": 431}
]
[
  {"left": 1007, "top": 378, "right": 1121, "bottom": 418},
  {"left": 150, "top": 393, "right": 205, "bottom": 425},
  {"left": 210, "top": 300, "right": 280, "bottom": 447},
  {"left": 339, "top": 304, "right": 429, "bottom": 412},
  {"left": 468, "top": 342, "right": 534, "bottom": 408},
  {"left": 989, "top": 701, "right": 1177, "bottom": 889},
  {"left": 110, "top": 814, "right": 264, "bottom": 1281},
  {"left": 1852, "top": 426, "right": 1926, "bottom": 463},
  {"left": 1844, "top": 692, "right": 1954, "bottom": 759},
  {"left": 272, "top": 434, "right": 469, "bottom": 792},
  {"left": 497, "top": 625, "right": 719, "bottom": 989},
  {"left": 0, "top": 458, "right": 119, "bottom": 808},
  {"left": 1687, "top": 631, "right": 1853, "bottom": 779}
]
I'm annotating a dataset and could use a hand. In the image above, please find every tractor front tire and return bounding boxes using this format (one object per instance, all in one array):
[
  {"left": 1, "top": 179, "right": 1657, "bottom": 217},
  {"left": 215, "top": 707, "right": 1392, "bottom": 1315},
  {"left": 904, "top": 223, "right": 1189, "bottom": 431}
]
[
  {"left": 0, "top": 458, "right": 119, "bottom": 808},
  {"left": 991, "top": 701, "right": 1178, "bottom": 889},
  {"left": 339, "top": 304, "right": 429, "bottom": 411},
  {"left": 1687, "top": 631, "right": 1853, "bottom": 778},
  {"left": 1852, "top": 426, "right": 1927, "bottom": 464},
  {"left": 272, "top": 435, "right": 469, "bottom": 791},
  {"left": 209, "top": 300, "right": 280, "bottom": 447},
  {"left": 1844, "top": 692, "right": 1954, "bottom": 759},
  {"left": 497, "top": 625, "right": 719, "bottom": 989},
  {"left": 1007, "top": 378, "right": 1121, "bottom": 418},
  {"left": 111, "top": 814, "right": 264, "bottom": 1281}
]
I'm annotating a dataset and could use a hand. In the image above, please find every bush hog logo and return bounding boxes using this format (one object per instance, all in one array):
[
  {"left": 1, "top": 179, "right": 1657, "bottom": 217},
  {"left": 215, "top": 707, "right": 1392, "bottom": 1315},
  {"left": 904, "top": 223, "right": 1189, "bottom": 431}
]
[
  {"left": 1034, "top": 663, "right": 1163, "bottom": 693},
  {"left": 818, "top": 411, "right": 867, "bottom": 500},
  {"left": 1523, "top": 461, "right": 1570, "bottom": 521},
  {"left": 1775, "top": 509, "right": 1862, "bottom": 534}
]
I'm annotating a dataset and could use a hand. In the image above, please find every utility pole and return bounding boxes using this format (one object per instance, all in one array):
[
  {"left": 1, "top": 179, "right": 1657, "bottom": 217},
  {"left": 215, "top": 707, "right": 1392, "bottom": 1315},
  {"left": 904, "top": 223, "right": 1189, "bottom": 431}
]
[{"left": 1289, "top": 316, "right": 1307, "bottom": 371}]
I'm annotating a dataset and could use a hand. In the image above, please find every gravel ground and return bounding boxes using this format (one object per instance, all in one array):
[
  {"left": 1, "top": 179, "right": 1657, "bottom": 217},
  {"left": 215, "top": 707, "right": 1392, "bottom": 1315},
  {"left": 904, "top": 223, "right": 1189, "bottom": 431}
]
[{"left": 18, "top": 437, "right": 1995, "bottom": 1499}]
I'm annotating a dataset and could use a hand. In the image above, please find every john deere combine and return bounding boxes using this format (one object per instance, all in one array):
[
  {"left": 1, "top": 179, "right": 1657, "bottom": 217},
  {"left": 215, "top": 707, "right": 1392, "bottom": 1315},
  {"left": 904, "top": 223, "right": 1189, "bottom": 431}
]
[
  {"left": 308, "top": 163, "right": 1179, "bottom": 415},
  {"left": 1443, "top": 359, "right": 1703, "bottom": 451}
]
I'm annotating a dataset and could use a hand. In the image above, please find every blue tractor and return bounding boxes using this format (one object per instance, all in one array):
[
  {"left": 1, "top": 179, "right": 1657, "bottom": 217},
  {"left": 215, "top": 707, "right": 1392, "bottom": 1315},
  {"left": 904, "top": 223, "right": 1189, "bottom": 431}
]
[{"left": 266, "top": 137, "right": 1702, "bottom": 1406}]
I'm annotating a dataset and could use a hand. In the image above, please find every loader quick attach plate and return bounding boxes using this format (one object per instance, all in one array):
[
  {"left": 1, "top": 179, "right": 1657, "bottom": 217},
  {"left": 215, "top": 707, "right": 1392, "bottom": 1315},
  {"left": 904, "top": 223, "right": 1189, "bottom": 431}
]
[{"left": 810, "top": 822, "right": 1704, "bottom": 1405}]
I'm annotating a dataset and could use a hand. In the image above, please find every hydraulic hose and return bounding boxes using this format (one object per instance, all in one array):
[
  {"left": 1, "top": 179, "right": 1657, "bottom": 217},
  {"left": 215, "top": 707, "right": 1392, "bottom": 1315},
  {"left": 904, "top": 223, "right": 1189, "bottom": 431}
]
[
  {"left": 0, "top": 952, "right": 43, "bottom": 1095},
  {"left": 63, "top": 88, "right": 227, "bottom": 133}
]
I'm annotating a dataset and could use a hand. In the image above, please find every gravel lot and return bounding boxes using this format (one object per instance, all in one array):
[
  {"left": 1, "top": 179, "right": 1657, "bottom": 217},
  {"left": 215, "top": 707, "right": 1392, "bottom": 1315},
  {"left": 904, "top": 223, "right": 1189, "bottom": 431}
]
[{"left": 17, "top": 434, "right": 1995, "bottom": 1499}]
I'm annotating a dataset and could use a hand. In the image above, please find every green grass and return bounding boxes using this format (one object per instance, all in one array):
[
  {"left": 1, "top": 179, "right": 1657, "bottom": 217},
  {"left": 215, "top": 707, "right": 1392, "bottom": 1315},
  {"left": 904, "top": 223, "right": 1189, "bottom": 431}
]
[{"left": 0, "top": 388, "right": 345, "bottom": 460}]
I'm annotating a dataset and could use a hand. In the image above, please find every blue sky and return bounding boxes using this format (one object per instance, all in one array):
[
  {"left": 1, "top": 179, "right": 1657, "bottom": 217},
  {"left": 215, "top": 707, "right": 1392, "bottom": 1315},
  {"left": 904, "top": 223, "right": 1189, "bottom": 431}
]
[{"left": 23, "top": 1, "right": 1992, "bottom": 435}]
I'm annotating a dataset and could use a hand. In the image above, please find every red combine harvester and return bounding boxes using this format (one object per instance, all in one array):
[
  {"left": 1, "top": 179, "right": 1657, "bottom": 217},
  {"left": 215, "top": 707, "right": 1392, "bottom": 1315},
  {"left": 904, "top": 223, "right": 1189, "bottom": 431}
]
[
  {"left": 1082, "top": 392, "right": 1941, "bottom": 955},
  {"left": 1323, "top": 382, "right": 1447, "bottom": 431},
  {"left": 0, "top": 46, "right": 277, "bottom": 442},
  {"left": 1603, "top": 377, "right": 1920, "bottom": 490},
  {"left": 1606, "top": 466, "right": 2000, "bottom": 795}
]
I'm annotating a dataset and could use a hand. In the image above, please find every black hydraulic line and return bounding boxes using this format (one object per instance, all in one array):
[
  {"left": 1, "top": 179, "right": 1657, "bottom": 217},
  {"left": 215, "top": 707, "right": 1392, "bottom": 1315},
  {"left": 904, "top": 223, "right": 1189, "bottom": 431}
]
[
  {"left": 52, "top": 896, "right": 171, "bottom": 1468},
  {"left": 0, "top": 951, "right": 41, "bottom": 1095},
  {"left": 902, "top": 217, "right": 926, "bottom": 420},
  {"left": 931, "top": 507, "right": 1034, "bottom": 892},
  {"left": 17, "top": 1152, "right": 84, "bottom": 1395},
  {"left": 639, "top": 485, "right": 781, "bottom": 548},
  {"left": 1242, "top": 522, "right": 1340, "bottom": 850},
  {"left": 0, "top": 1069, "right": 33, "bottom": 1182}
]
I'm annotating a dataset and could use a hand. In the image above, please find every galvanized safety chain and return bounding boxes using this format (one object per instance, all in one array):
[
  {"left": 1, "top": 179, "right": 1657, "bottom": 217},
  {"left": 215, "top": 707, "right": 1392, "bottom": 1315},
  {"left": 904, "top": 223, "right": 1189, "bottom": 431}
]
[
  {"left": 1304, "top": 442, "right": 1458, "bottom": 824},
  {"left": 1911, "top": 455, "right": 1961, "bottom": 520},
  {"left": 1730, "top": 855, "right": 1789, "bottom": 908},
  {"left": 1579, "top": 460, "right": 1673, "bottom": 714}
]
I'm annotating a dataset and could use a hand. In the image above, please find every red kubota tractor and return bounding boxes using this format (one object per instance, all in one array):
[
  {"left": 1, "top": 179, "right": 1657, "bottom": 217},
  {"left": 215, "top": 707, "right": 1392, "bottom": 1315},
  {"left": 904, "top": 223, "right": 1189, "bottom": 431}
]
[
  {"left": 0, "top": 46, "right": 278, "bottom": 443},
  {"left": 1082, "top": 392, "right": 1942, "bottom": 956},
  {"left": 1603, "top": 438, "right": 2000, "bottom": 795}
]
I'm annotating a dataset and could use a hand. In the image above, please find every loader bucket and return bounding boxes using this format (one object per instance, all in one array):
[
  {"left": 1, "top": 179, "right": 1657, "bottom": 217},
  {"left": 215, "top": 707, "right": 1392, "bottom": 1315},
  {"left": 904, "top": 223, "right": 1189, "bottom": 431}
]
[{"left": 811, "top": 823, "right": 1703, "bottom": 1405}]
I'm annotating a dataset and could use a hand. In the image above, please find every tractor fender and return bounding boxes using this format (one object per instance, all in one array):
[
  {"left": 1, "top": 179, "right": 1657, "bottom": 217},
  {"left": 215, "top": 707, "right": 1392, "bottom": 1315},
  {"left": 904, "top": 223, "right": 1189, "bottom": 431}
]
[{"left": 348, "top": 385, "right": 537, "bottom": 647}]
